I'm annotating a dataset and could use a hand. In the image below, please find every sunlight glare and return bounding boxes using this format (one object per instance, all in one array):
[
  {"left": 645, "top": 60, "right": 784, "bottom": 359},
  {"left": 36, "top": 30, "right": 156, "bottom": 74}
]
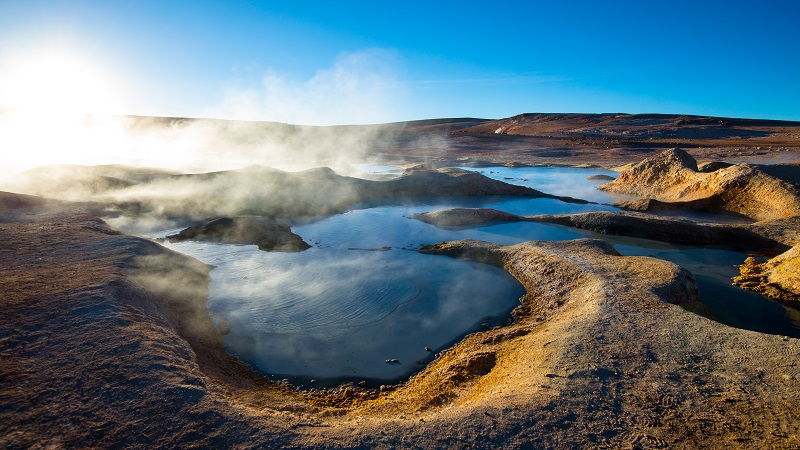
[{"left": 0, "top": 49, "right": 122, "bottom": 115}]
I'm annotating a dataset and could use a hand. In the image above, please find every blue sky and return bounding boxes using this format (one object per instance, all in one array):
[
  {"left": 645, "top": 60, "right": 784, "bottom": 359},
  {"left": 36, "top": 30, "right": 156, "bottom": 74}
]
[{"left": 0, "top": 0, "right": 798, "bottom": 124}]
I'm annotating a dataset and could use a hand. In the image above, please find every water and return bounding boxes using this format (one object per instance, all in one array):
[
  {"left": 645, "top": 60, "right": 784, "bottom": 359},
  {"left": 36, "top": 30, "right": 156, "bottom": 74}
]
[
  {"left": 294, "top": 197, "right": 613, "bottom": 249},
  {"left": 613, "top": 240, "right": 800, "bottom": 337},
  {"left": 160, "top": 194, "right": 610, "bottom": 383},
  {"left": 458, "top": 166, "right": 628, "bottom": 204},
  {"left": 163, "top": 242, "right": 525, "bottom": 383},
  {"left": 156, "top": 165, "right": 800, "bottom": 384}
]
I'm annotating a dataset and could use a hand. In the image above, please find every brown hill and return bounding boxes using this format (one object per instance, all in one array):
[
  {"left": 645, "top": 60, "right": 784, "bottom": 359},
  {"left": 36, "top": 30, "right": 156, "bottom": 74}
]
[{"left": 456, "top": 112, "right": 800, "bottom": 141}]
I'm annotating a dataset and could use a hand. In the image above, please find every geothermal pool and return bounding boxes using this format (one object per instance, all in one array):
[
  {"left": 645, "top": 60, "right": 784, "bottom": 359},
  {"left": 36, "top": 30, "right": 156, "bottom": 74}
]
[{"left": 157, "top": 166, "right": 800, "bottom": 385}]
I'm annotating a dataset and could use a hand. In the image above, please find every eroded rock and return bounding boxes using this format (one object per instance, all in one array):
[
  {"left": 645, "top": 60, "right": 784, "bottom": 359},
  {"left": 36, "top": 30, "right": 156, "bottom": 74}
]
[
  {"left": 599, "top": 148, "right": 800, "bottom": 220},
  {"left": 734, "top": 245, "right": 800, "bottom": 303}
]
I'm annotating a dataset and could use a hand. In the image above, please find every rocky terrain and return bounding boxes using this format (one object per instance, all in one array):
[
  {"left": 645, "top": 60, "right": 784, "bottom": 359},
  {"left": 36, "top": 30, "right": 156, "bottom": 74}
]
[
  {"left": 735, "top": 246, "right": 800, "bottom": 303},
  {"left": 377, "top": 112, "right": 800, "bottom": 168},
  {"left": 412, "top": 208, "right": 785, "bottom": 251},
  {"left": 166, "top": 216, "right": 310, "bottom": 251},
  {"left": 3, "top": 200, "right": 799, "bottom": 448},
  {"left": 3, "top": 112, "right": 800, "bottom": 448},
  {"left": 599, "top": 148, "right": 800, "bottom": 221}
]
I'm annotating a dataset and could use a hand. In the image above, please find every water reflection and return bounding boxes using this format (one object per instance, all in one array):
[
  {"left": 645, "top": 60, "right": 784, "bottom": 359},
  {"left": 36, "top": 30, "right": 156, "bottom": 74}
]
[
  {"left": 158, "top": 165, "right": 800, "bottom": 385},
  {"left": 164, "top": 242, "right": 525, "bottom": 381},
  {"left": 458, "top": 166, "right": 628, "bottom": 204}
]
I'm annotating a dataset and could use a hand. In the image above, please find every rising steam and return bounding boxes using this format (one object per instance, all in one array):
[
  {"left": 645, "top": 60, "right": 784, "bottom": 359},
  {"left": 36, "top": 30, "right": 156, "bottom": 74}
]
[{"left": 0, "top": 49, "right": 412, "bottom": 181}]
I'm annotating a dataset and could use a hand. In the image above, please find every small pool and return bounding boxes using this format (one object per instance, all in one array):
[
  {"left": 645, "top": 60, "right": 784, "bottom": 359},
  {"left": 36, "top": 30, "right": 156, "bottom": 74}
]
[{"left": 154, "top": 165, "right": 800, "bottom": 386}]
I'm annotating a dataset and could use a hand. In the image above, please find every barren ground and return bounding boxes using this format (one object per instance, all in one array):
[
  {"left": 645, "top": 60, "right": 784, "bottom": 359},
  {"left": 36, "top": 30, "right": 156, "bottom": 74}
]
[{"left": 2, "top": 113, "right": 800, "bottom": 448}]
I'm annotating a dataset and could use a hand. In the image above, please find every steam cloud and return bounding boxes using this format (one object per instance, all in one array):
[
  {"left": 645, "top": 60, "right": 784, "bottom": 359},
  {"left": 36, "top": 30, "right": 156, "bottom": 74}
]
[{"left": 0, "top": 49, "right": 412, "bottom": 182}]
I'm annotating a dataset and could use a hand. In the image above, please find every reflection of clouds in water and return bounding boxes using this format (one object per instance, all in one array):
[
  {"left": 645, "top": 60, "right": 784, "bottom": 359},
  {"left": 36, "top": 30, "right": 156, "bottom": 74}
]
[
  {"left": 163, "top": 241, "right": 523, "bottom": 379},
  {"left": 461, "top": 166, "right": 626, "bottom": 204},
  {"left": 198, "top": 248, "right": 420, "bottom": 339},
  {"left": 159, "top": 166, "right": 632, "bottom": 379}
]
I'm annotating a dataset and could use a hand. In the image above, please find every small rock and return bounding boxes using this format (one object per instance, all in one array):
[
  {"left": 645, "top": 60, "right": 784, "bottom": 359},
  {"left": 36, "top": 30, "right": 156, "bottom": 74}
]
[
  {"left": 358, "top": 380, "right": 366, "bottom": 387},
  {"left": 783, "top": 336, "right": 790, "bottom": 341},
  {"left": 425, "top": 346, "right": 431, "bottom": 352}
]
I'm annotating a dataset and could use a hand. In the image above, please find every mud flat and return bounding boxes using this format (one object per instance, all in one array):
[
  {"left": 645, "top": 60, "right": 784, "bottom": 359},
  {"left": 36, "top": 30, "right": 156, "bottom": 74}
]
[{"left": 2, "top": 196, "right": 800, "bottom": 448}]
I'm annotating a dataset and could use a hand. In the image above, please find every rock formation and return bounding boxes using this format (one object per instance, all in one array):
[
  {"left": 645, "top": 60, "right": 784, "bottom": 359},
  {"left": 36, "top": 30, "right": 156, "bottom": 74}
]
[
  {"left": 599, "top": 148, "right": 800, "bottom": 221},
  {"left": 411, "top": 208, "right": 523, "bottom": 227},
  {"left": 167, "top": 216, "right": 310, "bottom": 251},
  {"left": 734, "top": 245, "right": 800, "bottom": 303},
  {"left": 412, "top": 208, "right": 783, "bottom": 250}
]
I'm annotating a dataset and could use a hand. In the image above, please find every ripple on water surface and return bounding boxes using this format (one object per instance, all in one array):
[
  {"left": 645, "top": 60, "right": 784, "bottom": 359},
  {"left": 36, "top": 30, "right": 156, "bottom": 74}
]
[
  {"left": 157, "top": 165, "right": 800, "bottom": 385},
  {"left": 164, "top": 242, "right": 525, "bottom": 381}
]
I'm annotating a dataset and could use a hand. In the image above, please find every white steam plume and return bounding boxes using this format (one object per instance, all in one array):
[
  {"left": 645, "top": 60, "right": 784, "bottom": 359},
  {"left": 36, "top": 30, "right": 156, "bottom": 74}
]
[{"left": 0, "top": 48, "right": 412, "bottom": 182}]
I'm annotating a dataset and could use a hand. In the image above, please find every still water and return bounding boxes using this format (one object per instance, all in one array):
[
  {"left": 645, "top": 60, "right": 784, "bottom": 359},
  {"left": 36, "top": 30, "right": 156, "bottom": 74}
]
[{"left": 157, "top": 165, "right": 800, "bottom": 384}]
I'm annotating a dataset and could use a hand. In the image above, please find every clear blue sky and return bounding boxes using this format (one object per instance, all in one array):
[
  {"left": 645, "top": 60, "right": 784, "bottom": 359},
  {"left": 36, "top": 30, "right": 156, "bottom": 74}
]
[{"left": 1, "top": 0, "right": 798, "bottom": 124}]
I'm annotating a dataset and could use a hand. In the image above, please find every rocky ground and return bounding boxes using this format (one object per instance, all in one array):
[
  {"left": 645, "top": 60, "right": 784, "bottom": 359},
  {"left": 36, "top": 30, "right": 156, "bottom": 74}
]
[
  {"left": 3, "top": 202, "right": 799, "bottom": 448},
  {"left": 3, "top": 113, "right": 800, "bottom": 448}
]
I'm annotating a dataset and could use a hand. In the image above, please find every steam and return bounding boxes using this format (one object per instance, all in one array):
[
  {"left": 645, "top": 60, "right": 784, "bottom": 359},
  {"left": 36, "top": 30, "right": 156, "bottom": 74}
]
[
  {"left": 211, "top": 49, "right": 408, "bottom": 126},
  {"left": 163, "top": 241, "right": 524, "bottom": 379},
  {"left": 0, "top": 49, "right": 414, "bottom": 183}
]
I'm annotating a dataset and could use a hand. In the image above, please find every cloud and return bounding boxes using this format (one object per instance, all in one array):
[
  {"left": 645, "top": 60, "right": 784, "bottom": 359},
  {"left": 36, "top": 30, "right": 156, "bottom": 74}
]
[
  {"left": 403, "top": 74, "right": 571, "bottom": 86},
  {"left": 210, "top": 48, "right": 408, "bottom": 125}
]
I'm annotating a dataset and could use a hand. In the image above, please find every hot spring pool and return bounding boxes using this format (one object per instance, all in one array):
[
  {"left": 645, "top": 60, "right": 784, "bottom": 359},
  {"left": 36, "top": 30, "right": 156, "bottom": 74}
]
[{"left": 155, "top": 165, "right": 800, "bottom": 385}]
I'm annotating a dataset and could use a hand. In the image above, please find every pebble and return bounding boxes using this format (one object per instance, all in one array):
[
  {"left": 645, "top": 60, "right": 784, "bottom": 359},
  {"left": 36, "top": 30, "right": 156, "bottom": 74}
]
[{"left": 425, "top": 346, "right": 431, "bottom": 352}]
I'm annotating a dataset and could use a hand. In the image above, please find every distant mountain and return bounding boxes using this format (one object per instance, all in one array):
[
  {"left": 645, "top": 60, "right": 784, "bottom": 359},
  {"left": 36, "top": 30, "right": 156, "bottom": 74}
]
[{"left": 454, "top": 113, "right": 800, "bottom": 140}]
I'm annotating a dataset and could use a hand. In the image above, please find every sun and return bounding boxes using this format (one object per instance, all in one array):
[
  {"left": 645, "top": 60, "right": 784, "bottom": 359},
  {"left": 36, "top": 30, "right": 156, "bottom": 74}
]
[{"left": 0, "top": 49, "right": 123, "bottom": 115}]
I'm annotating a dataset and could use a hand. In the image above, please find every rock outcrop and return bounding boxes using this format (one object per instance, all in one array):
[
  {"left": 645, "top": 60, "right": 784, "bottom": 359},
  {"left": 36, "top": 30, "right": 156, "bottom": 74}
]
[
  {"left": 528, "top": 211, "right": 781, "bottom": 249},
  {"left": 599, "top": 148, "right": 800, "bottom": 221},
  {"left": 167, "top": 216, "right": 310, "bottom": 251},
  {"left": 586, "top": 174, "right": 615, "bottom": 181},
  {"left": 411, "top": 208, "right": 523, "bottom": 227},
  {"left": 412, "top": 207, "right": 783, "bottom": 250},
  {"left": 734, "top": 245, "right": 800, "bottom": 303}
]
